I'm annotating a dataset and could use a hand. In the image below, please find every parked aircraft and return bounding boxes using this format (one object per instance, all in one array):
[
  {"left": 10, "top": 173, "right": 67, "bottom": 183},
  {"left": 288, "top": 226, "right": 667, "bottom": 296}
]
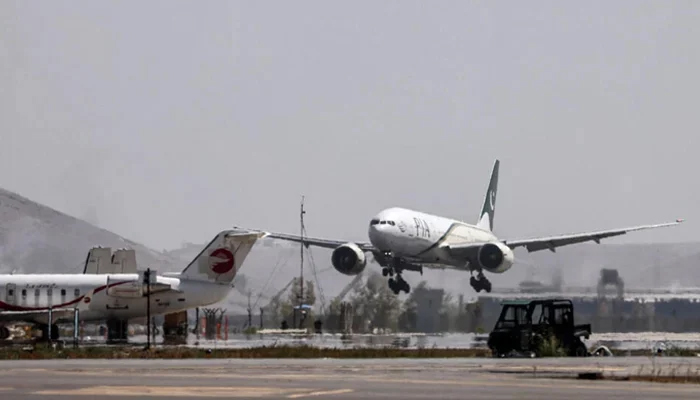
[
  {"left": 0, "top": 229, "right": 263, "bottom": 340},
  {"left": 251, "top": 160, "right": 683, "bottom": 294}
]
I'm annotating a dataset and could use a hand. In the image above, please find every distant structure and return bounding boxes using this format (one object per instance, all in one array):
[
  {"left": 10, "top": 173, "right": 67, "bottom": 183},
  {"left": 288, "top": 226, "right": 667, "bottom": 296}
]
[
  {"left": 414, "top": 287, "right": 444, "bottom": 333},
  {"left": 517, "top": 267, "right": 563, "bottom": 293},
  {"left": 597, "top": 268, "right": 624, "bottom": 299}
]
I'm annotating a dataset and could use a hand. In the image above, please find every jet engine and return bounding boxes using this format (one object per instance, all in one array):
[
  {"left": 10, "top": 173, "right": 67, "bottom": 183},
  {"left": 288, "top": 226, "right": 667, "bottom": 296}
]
[
  {"left": 477, "top": 242, "right": 514, "bottom": 273},
  {"left": 331, "top": 243, "right": 367, "bottom": 276}
]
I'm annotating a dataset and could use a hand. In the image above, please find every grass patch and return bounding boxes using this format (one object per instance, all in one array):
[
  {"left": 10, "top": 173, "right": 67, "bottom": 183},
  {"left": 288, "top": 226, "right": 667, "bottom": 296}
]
[
  {"left": 535, "top": 336, "right": 567, "bottom": 357},
  {"left": 0, "top": 344, "right": 491, "bottom": 360}
]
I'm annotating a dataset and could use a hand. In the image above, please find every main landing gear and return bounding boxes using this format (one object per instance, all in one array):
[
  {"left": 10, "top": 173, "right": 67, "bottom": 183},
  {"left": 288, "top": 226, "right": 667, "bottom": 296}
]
[
  {"left": 38, "top": 323, "right": 60, "bottom": 342},
  {"left": 470, "top": 271, "right": 492, "bottom": 293},
  {"left": 382, "top": 267, "right": 411, "bottom": 295}
]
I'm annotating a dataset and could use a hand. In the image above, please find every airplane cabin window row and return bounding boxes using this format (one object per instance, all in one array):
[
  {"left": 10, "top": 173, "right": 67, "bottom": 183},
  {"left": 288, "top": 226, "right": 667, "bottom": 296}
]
[{"left": 2, "top": 286, "right": 82, "bottom": 307}]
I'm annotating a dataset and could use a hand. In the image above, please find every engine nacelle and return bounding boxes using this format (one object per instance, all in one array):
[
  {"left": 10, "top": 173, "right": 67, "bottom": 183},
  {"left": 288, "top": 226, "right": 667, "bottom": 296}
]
[
  {"left": 477, "top": 242, "right": 514, "bottom": 273},
  {"left": 331, "top": 243, "right": 367, "bottom": 276}
]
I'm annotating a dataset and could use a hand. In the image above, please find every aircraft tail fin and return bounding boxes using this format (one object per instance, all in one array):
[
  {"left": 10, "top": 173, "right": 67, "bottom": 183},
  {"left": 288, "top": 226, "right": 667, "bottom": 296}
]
[
  {"left": 476, "top": 159, "right": 499, "bottom": 231},
  {"left": 180, "top": 229, "right": 265, "bottom": 284}
]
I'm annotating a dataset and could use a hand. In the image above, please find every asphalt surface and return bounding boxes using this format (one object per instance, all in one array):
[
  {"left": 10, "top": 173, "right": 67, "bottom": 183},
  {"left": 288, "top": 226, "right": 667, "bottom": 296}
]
[{"left": 1, "top": 358, "right": 700, "bottom": 399}]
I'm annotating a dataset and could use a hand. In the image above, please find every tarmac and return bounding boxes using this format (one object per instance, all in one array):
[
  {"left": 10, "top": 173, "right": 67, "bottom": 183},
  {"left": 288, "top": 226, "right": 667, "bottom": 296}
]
[{"left": 1, "top": 357, "right": 700, "bottom": 399}]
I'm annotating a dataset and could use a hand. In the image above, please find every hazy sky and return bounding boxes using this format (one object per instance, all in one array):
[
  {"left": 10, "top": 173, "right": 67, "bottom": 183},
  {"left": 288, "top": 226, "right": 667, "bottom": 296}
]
[{"left": 1, "top": 1, "right": 698, "bottom": 251}]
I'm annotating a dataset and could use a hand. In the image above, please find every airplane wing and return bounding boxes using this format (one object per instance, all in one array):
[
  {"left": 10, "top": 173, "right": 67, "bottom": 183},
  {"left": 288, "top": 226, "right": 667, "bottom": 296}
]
[
  {"left": 445, "top": 242, "right": 484, "bottom": 259},
  {"left": 250, "top": 229, "right": 376, "bottom": 252},
  {"left": 503, "top": 220, "right": 684, "bottom": 253}
]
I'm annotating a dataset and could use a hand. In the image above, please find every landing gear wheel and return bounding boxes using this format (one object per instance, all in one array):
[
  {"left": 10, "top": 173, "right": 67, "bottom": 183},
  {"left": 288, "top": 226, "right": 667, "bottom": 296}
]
[
  {"left": 38, "top": 324, "right": 59, "bottom": 342},
  {"left": 469, "top": 273, "right": 492, "bottom": 293},
  {"left": 382, "top": 268, "right": 389, "bottom": 277},
  {"left": 388, "top": 275, "right": 410, "bottom": 294},
  {"left": 388, "top": 278, "right": 400, "bottom": 295},
  {"left": 400, "top": 279, "right": 411, "bottom": 294},
  {"left": 0, "top": 326, "right": 9, "bottom": 340}
]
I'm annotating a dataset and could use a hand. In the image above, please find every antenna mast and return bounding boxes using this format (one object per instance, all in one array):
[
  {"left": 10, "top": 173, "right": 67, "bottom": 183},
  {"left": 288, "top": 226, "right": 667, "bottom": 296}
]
[{"left": 299, "top": 196, "right": 305, "bottom": 308}]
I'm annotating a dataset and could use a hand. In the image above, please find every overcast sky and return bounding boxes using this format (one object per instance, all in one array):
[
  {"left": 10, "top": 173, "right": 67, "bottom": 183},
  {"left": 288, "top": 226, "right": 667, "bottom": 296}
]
[{"left": 1, "top": 1, "right": 698, "bottom": 251}]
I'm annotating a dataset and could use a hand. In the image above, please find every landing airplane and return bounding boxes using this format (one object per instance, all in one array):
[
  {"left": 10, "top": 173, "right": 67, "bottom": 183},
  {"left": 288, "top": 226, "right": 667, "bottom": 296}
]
[
  {"left": 0, "top": 229, "right": 264, "bottom": 340},
  {"left": 249, "top": 160, "right": 683, "bottom": 295}
]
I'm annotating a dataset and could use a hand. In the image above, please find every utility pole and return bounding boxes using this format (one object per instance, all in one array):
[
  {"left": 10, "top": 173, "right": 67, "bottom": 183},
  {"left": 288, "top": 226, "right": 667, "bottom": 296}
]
[
  {"left": 300, "top": 196, "right": 305, "bottom": 306},
  {"left": 247, "top": 291, "right": 252, "bottom": 328},
  {"left": 298, "top": 196, "right": 306, "bottom": 329},
  {"left": 144, "top": 268, "right": 151, "bottom": 350}
]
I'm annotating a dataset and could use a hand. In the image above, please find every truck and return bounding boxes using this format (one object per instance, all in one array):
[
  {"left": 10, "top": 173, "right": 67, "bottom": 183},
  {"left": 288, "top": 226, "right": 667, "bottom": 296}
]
[{"left": 487, "top": 299, "right": 591, "bottom": 357}]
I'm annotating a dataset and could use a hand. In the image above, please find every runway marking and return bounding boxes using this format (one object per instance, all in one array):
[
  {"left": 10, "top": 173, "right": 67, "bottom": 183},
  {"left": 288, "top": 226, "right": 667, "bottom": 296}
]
[
  {"left": 287, "top": 389, "right": 354, "bottom": 398},
  {"left": 360, "top": 376, "right": 700, "bottom": 393},
  {"left": 486, "top": 366, "right": 628, "bottom": 372},
  {"left": 33, "top": 386, "right": 310, "bottom": 397}
]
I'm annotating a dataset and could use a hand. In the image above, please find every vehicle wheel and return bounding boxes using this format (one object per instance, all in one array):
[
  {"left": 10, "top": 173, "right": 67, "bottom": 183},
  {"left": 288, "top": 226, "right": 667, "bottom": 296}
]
[{"left": 574, "top": 340, "right": 588, "bottom": 357}]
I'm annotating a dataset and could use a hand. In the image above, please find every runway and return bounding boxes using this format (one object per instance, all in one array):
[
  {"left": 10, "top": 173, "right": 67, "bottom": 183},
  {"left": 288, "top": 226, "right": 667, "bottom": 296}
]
[{"left": 1, "top": 358, "right": 700, "bottom": 399}]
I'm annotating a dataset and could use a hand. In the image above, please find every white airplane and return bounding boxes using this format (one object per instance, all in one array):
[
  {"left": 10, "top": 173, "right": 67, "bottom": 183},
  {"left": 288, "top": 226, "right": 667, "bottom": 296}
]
[
  {"left": 249, "top": 160, "right": 683, "bottom": 295},
  {"left": 0, "top": 229, "right": 264, "bottom": 340}
]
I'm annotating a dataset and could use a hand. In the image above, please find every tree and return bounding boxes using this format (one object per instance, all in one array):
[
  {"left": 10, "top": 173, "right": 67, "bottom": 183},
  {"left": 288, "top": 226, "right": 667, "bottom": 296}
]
[
  {"left": 279, "top": 278, "right": 317, "bottom": 329},
  {"left": 348, "top": 271, "right": 400, "bottom": 332}
]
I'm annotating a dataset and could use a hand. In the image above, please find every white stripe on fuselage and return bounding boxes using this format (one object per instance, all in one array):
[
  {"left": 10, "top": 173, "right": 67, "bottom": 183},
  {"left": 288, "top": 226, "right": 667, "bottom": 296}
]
[{"left": 368, "top": 207, "right": 497, "bottom": 268}]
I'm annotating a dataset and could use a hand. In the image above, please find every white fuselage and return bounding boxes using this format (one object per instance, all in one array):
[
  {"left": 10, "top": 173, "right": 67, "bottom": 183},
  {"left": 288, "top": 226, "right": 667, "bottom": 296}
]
[
  {"left": 0, "top": 274, "right": 231, "bottom": 324},
  {"left": 367, "top": 207, "right": 511, "bottom": 271}
]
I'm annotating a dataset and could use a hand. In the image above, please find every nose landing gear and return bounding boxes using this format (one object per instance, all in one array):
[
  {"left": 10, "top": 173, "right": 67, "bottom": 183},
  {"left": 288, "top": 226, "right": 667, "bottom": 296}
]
[{"left": 470, "top": 271, "right": 492, "bottom": 293}]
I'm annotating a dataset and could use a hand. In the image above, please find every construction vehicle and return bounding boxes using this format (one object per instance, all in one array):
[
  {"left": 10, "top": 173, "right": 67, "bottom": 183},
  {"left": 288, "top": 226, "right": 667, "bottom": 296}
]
[{"left": 487, "top": 299, "right": 591, "bottom": 357}]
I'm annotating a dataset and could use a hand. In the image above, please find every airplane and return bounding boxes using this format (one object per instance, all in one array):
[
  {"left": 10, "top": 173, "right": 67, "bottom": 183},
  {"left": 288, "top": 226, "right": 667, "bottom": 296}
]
[
  {"left": 0, "top": 228, "right": 264, "bottom": 341},
  {"left": 248, "top": 160, "right": 683, "bottom": 295}
]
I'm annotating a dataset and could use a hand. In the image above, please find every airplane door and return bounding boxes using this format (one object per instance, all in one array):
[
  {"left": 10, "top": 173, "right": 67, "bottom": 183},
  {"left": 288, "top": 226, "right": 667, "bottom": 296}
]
[{"left": 5, "top": 283, "right": 17, "bottom": 305}]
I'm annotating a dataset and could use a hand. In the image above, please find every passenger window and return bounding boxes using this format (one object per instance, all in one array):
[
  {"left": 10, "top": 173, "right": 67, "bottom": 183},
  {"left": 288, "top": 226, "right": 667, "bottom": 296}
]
[
  {"left": 21, "top": 289, "right": 26, "bottom": 298},
  {"left": 47, "top": 288, "right": 53, "bottom": 297},
  {"left": 34, "top": 289, "right": 40, "bottom": 297},
  {"left": 8, "top": 289, "right": 13, "bottom": 297},
  {"left": 60, "top": 289, "right": 66, "bottom": 297},
  {"left": 74, "top": 288, "right": 80, "bottom": 297}
]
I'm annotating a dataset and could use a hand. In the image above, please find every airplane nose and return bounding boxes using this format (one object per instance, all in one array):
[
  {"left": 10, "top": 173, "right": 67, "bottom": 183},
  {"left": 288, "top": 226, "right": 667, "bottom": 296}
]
[{"left": 368, "top": 224, "right": 387, "bottom": 249}]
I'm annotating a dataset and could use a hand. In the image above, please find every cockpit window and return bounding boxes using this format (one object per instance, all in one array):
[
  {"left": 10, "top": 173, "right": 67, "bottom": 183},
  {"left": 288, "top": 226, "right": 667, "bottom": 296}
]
[
  {"left": 370, "top": 219, "right": 380, "bottom": 225},
  {"left": 388, "top": 221, "right": 395, "bottom": 226},
  {"left": 380, "top": 221, "right": 387, "bottom": 225}
]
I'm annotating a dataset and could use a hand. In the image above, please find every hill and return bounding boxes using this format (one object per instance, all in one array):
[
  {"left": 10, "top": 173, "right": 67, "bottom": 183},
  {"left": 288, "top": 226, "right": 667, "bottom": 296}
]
[{"left": 0, "top": 187, "right": 175, "bottom": 274}]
